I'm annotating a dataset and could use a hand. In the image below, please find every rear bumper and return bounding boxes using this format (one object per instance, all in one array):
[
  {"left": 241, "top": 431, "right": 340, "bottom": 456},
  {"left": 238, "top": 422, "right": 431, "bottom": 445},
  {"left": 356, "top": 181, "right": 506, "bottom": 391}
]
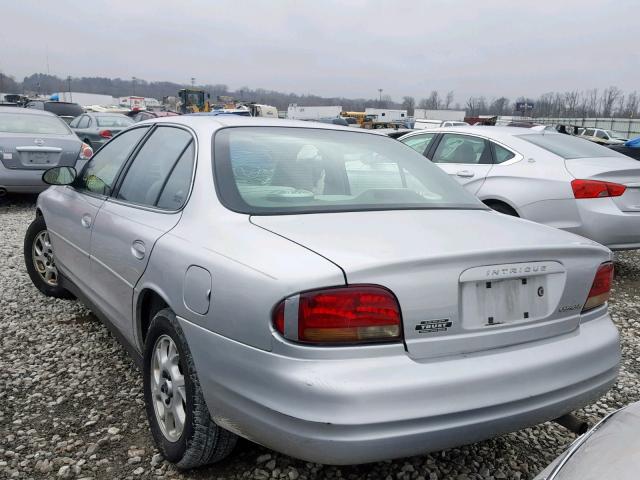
[
  {"left": 521, "top": 197, "right": 640, "bottom": 250},
  {"left": 180, "top": 313, "right": 620, "bottom": 465},
  {"left": 0, "top": 163, "right": 48, "bottom": 193}
]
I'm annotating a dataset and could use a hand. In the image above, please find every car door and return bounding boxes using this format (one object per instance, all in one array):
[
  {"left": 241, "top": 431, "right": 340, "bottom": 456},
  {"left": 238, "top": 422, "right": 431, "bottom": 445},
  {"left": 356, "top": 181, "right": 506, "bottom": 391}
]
[
  {"left": 427, "top": 132, "right": 494, "bottom": 194},
  {"left": 44, "top": 126, "right": 150, "bottom": 290},
  {"left": 89, "top": 125, "right": 195, "bottom": 338}
]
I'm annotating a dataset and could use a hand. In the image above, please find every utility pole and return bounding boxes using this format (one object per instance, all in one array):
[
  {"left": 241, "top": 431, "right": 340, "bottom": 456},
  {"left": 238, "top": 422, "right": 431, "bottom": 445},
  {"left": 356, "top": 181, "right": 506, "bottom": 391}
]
[
  {"left": 191, "top": 77, "right": 196, "bottom": 87},
  {"left": 378, "top": 88, "right": 383, "bottom": 107},
  {"left": 132, "top": 76, "right": 137, "bottom": 96},
  {"left": 67, "top": 76, "right": 72, "bottom": 102}
]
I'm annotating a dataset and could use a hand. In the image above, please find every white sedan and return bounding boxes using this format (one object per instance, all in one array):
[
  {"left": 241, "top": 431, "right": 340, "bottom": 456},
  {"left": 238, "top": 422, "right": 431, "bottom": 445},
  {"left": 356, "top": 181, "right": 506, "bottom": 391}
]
[{"left": 399, "top": 126, "right": 640, "bottom": 250}]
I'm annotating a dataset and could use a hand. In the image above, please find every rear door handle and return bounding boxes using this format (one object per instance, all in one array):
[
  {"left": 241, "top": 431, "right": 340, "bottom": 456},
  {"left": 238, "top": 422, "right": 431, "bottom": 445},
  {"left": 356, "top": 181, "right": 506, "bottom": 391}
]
[
  {"left": 81, "top": 214, "right": 92, "bottom": 228},
  {"left": 131, "top": 240, "right": 146, "bottom": 260},
  {"left": 456, "top": 170, "right": 475, "bottom": 178}
]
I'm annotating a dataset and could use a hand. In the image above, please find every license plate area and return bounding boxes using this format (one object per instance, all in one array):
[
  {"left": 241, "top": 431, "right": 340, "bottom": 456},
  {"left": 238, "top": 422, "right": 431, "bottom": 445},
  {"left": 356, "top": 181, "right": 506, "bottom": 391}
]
[
  {"left": 476, "top": 277, "right": 547, "bottom": 326},
  {"left": 24, "top": 151, "right": 53, "bottom": 165},
  {"left": 459, "top": 261, "right": 566, "bottom": 330}
]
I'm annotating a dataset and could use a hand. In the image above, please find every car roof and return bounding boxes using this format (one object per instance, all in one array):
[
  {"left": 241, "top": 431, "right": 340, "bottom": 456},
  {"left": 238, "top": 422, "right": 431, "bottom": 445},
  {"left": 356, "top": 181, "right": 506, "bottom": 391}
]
[
  {"left": 400, "top": 125, "right": 554, "bottom": 142},
  {"left": 86, "top": 112, "right": 129, "bottom": 117},
  {"left": 142, "top": 115, "right": 391, "bottom": 136},
  {"left": 0, "top": 106, "right": 57, "bottom": 116}
]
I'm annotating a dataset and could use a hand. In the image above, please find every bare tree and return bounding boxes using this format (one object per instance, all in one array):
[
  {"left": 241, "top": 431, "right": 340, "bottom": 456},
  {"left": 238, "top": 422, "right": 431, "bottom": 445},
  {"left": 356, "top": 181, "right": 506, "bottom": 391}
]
[
  {"left": 401, "top": 96, "right": 416, "bottom": 116},
  {"left": 489, "top": 97, "right": 510, "bottom": 115},
  {"left": 564, "top": 91, "right": 580, "bottom": 116},
  {"left": 600, "top": 86, "right": 622, "bottom": 117},
  {"left": 444, "top": 91, "right": 454, "bottom": 109},
  {"left": 466, "top": 97, "right": 477, "bottom": 116},
  {"left": 624, "top": 91, "right": 640, "bottom": 118},
  {"left": 586, "top": 88, "right": 599, "bottom": 116}
]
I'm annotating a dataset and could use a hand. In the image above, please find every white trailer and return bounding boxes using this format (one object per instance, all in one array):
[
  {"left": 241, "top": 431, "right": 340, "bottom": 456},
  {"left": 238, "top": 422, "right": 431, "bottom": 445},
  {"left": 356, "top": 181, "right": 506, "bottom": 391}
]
[
  {"left": 287, "top": 104, "right": 342, "bottom": 120},
  {"left": 413, "top": 109, "right": 466, "bottom": 121},
  {"left": 364, "top": 108, "right": 408, "bottom": 122},
  {"left": 52, "top": 92, "right": 116, "bottom": 107}
]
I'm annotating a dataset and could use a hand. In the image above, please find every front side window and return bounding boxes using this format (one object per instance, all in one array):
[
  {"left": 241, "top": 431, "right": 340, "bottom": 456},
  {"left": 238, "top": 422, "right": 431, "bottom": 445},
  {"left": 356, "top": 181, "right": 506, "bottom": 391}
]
[
  {"left": 595, "top": 130, "right": 607, "bottom": 139},
  {"left": 401, "top": 133, "right": 435, "bottom": 156},
  {"left": 76, "top": 127, "right": 149, "bottom": 195},
  {"left": 214, "top": 127, "right": 483, "bottom": 214},
  {"left": 583, "top": 128, "right": 595, "bottom": 136},
  {"left": 0, "top": 112, "right": 70, "bottom": 135},
  {"left": 117, "top": 127, "right": 193, "bottom": 207},
  {"left": 517, "top": 133, "right": 623, "bottom": 159},
  {"left": 430, "top": 134, "right": 491, "bottom": 164}
]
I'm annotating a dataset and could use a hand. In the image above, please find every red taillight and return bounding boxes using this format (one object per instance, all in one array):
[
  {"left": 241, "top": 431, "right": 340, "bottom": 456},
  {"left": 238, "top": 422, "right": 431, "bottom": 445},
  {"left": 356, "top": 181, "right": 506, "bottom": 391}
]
[
  {"left": 583, "top": 262, "right": 614, "bottom": 312},
  {"left": 80, "top": 142, "right": 93, "bottom": 160},
  {"left": 99, "top": 129, "right": 113, "bottom": 139},
  {"left": 571, "top": 179, "right": 626, "bottom": 199},
  {"left": 272, "top": 285, "right": 402, "bottom": 344}
]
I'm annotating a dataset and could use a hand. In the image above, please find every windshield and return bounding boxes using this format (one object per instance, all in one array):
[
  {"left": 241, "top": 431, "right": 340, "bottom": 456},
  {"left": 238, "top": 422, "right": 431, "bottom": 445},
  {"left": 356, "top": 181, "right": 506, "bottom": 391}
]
[
  {"left": 605, "top": 130, "right": 626, "bottom": 139},
  {"left": 0, "top": 112, "right": 71, "bottom": 135},
  {"left": 517, "top": 133, "right": 623, "bottom": 159},
  {"left": 96, "top": 116, "right": 134, "bottom": 128},
  {"left": 214, "top": 127, "right": 484, "bottom": 214}
]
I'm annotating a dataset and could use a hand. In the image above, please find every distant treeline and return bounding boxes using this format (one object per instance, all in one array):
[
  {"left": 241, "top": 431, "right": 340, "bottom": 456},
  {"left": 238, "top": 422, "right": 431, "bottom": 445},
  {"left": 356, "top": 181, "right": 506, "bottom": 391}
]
[{"left": 1, "top": 72, "right": 638, "bottom": 118}]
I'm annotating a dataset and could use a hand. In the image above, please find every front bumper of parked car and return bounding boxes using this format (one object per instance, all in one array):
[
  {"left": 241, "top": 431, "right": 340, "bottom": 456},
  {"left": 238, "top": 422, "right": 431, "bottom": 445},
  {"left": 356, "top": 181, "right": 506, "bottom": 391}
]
[{"left": 179, "top": 311, "right": 619, "bottom": 465}]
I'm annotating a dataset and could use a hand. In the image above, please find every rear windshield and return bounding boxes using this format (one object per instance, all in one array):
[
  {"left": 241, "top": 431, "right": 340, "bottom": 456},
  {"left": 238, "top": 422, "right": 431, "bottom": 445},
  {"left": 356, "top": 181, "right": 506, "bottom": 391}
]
[
  {"left": 0, "top": 112, "right": 71, "bottom": 135},
  {"left": 96, "top": 116, "right": 134, "bottom": 127},
  {"left": 517, "top": 133, "right": 623, "bottom": 159},
  {"left": 214, "top": 127, "right": 484, "bottom": 215}
]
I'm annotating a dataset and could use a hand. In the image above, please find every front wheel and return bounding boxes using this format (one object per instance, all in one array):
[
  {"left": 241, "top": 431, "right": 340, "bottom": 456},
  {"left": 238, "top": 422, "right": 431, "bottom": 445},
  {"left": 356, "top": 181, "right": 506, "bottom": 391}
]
[
  {"left": 143, "top": 308, "right": 237, "bottom": 469},
  {"left": 23, "top": 215, "right": 74, "bottom": 298}
]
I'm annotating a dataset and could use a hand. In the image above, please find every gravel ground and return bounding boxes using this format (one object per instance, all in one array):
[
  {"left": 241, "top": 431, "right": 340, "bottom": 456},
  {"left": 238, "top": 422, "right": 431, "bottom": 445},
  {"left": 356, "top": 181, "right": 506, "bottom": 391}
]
[{"left": 2, "top": 194, "right": 639, "bottom": 480}]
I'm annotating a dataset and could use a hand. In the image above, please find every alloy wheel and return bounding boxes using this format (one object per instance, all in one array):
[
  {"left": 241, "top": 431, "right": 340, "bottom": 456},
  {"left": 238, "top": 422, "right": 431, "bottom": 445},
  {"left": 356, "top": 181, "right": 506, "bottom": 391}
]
[
  {"left": 150, "top": 334, "right": 187, "bottom": 442},
  {"left": 32, "top": 230, "right": 58, "bottom": 286}
]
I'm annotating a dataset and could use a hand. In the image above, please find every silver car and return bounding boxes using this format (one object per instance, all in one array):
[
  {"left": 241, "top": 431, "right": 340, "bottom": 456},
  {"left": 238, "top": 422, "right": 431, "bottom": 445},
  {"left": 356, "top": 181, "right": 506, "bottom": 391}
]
[
  {"left": 25, "top": 117, "right": 620, "bottom": 468},
  {"left": 399, "top": 127, "right": 640, "bottom": 249},
  {"left": 0, "top": 107, "right": 92, "bottom": 195},
  {"left": 534, "top": 401, "right": 640, "bottom": 480}
]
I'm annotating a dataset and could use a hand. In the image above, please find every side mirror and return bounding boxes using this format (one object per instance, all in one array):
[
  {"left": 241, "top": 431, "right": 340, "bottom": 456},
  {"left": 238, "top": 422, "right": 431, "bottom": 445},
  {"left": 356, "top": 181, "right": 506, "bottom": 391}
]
[{"left": 42, "top": 166, "right": 77, "bottom": 185}]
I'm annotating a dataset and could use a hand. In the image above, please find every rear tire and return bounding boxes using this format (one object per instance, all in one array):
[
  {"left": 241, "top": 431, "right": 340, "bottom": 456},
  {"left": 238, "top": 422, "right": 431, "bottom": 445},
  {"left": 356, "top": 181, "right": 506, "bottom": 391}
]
[
  {"left": 486, "top": 201, "right": 519, "bottom": 217},
  {"left": 143, "top": 308, "right": 237, "bottom": 469},
  {"left": 23, "top": 215, "right": 75, "bottom": 299}
]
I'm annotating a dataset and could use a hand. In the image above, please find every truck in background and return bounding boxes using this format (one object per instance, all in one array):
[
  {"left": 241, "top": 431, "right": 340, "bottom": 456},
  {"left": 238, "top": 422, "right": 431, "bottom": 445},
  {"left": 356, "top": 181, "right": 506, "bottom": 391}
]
[
  {"left": 51, "top": 91, "right": 116, "bottom": 107},
  {"left": 287, "top": 104, "right": 342, "bottom": 120}
]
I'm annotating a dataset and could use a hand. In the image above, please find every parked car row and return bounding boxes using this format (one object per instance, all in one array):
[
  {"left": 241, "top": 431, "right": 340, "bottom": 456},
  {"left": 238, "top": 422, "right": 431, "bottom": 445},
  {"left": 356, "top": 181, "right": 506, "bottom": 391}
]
[
  {"left": 21, "top": 115, "right": 621, "bottom": 470},
  {"left": 398, "top": 126, "right": 640, "bottom": 249}
]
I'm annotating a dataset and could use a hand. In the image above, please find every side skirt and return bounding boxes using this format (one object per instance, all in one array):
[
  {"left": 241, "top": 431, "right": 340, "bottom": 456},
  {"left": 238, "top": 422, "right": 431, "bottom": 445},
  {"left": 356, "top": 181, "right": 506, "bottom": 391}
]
[{"left": 60, "top": 274, "right": 143, "bottom": 369}]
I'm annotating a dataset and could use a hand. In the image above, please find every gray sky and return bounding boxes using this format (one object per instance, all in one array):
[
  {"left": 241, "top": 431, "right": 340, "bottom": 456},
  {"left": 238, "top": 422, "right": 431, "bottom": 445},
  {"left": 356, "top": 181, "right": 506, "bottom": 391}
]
[{"left": 2, "top": 0, "right": 638, "bottom": 103}]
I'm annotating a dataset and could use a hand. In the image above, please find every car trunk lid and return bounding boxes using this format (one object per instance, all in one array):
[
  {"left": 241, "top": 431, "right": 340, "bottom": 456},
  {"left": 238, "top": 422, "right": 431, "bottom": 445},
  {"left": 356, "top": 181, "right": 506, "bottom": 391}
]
[
  {"left": 0, "top": 133, "right": 81, "bottom": 170},
  {"left": 252, "top": 210, "right": 611, "bottom": 359},
  {"left": 565, "top": 156, "right": 640, "bottom": 212}
]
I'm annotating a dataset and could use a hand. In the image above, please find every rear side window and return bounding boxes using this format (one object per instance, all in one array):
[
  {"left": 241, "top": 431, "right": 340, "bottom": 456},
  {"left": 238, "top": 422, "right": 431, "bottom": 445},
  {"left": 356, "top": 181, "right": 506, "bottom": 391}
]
[
  {"left": 431, "top": 134, "right": 491, "bottom": 164},
  {"left": 96, "top": 116, "right": 134, "bottom": 128},
  {"left": 117, "top": 126, "right": 193, "bottom": 207},
  {"left": 401, "top": 133, "right": 435, "bottom": 155},
  {"left": 156, "top": 142, "right": 195, "bottom": 210},
  {"left": 77, "top": 127, "right": 149, "bottom": 195},
  {"left": 77, "top": 116, "right": 90, "bottom": 128},
  {"left": 492, "top": 143, "right": 516, "bottom": 163},
  {"left": 517, "top": 134, "right": 622, "bottom": 159}
]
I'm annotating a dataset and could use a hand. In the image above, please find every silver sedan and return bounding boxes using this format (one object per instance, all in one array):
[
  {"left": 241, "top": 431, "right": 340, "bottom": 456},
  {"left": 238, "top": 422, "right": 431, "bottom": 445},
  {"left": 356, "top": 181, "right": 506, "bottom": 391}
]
[
  {"left": 399, "top": 126, "right": 640, "bottom": 250},
  {"left": 0, "top": 107, "right": 93, "bottom": 195},
  {"left": 25, "top": 116, "right": 619, "bottom": 468}
]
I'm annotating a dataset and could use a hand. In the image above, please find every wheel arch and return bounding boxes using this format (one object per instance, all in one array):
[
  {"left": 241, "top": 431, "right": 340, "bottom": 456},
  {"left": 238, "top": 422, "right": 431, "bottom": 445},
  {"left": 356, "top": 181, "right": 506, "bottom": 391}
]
[{"left": 136, "top": 287, "right": 172, "bottom": 349}]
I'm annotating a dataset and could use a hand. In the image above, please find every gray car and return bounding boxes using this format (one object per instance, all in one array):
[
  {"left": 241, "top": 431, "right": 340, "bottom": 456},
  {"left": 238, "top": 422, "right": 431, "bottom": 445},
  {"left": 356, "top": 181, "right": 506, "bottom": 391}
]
[
  {"left": 0, "top": 107, "right": 92, "bottom": 195},
  {"left": 69, "top": 112, "right": 134, "bottom": 150},
  {"left": 399, "top": 127, "right": 640, "bottom": 250},
  {"left": 24, "top": 116, "right": 620, "bottom": 468}
]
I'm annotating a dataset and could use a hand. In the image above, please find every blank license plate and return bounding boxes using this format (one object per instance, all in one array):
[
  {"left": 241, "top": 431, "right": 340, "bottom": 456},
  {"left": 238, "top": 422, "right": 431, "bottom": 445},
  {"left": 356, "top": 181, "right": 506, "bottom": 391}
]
[{"left": 477, "top": 276, "right": 548, "bottom": 326}]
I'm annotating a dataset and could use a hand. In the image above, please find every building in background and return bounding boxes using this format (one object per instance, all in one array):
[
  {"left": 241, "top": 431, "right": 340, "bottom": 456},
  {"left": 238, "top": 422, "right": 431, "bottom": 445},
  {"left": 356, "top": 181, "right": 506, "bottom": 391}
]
[{"left": 287, "top": 104, "right": 342, "bottom": 119}]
